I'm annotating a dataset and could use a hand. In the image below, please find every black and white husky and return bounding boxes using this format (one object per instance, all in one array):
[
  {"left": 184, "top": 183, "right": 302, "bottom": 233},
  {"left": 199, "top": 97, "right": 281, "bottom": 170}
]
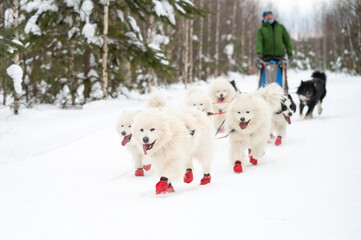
[{"left": 296, "top": 71, "right": 327, "bottom": 119}]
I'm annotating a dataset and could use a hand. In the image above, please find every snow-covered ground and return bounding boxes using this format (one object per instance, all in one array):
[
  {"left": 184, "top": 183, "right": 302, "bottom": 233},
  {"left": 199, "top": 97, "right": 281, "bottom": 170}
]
[{"left": 1, "top": 70, "right": 361, "bottom": 240}]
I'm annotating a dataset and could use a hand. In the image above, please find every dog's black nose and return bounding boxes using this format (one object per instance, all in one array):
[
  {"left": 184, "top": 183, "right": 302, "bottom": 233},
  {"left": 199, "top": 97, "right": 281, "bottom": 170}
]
[
  {"left": 220, "top": 94, "right": 224, "bottom": 98},
  {"left": 143, "top": 137, "right": 149, "bottom": 143},
  {"left": 240, "top": 117, "right": 245, "bottom": 122},
  {"left": 288, "top": 112, "right": 292, "bottom": 117},
  {"left": 121, "top": 131, "right": 126, "bottom": 136}
]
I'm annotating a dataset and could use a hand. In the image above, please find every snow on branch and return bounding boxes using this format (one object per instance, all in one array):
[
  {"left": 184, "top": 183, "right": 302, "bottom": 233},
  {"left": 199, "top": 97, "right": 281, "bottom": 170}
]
[
  {"left": 152, "top": 0, "right": 176, "bottom": 25},
  {"left": 6, "top": 64, "right": 23, "bottom": 94}
]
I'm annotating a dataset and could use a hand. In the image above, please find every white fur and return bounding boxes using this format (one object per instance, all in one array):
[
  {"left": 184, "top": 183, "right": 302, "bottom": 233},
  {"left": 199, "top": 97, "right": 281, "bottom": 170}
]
[
  {"left": 135, "top": 90, "right": 215, "bottom": 185},
  {"left": 146, "top": 92, "right": 167, "bottom": 108},
  {"left": 116, "top": 110, "right": 150, "bottom": 170},
  {"left": 208, "top": 77, "right": 236, "bottom": 131},
  {"left": 184, "top": 87, "right": 213, "bottom": 114},
  {"left": 182, "top": 108, "right": 214, "bottom": 175},
  {"left": 132, "top": 108, "right": 191, "bottom": 183},
  {"left": 272, "top": 114, "right": 287, "bottom": 139},
  {"left": 225, "top": 83, "right": 283, "bottom": 166}
]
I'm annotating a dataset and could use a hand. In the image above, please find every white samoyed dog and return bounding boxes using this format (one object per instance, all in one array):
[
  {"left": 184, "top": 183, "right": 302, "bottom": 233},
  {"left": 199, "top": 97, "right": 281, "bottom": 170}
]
[
  {"left": 225, "top": 83, "right": 283, "bottom": 173},
  {"left": 116, "top": 110, "right": 152, "bottom": 176},
  {"left": 149, "top": 92, "right": 215, "bottom": 186},
  {"left": 115, "top": 93, "right": 166, "bottom": 177},
  {"left": 208, "top": 77, "right": 236, "bottom": 133},
  {"left": 184, "top": 87, "right": 213, "bottom": 114},
  {"left": 132, "top": 92, "right": 215, "bottom": 194},
  {"left": 132, "top": 108, "right": 191, "bottom": 194},
  {"left": 181, "top": 108, "right": 214, "bottom": 186}
]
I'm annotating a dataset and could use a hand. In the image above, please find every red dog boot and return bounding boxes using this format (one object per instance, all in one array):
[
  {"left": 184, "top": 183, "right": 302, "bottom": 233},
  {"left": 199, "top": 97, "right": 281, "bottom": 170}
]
[
  {"left": 143, "top": 164, "right": 151, "bottom": 171},
  {"left": 183, "top": 168, "right": 193, "bottom": 183},
  {"left": 233, "top": 161, "right": 243, "bottom": 173},
  {"left": 167, "top": 183, "right": 175, "bottom": 193},
  {"left": 156, "top": 177, "right": 169, "bottom": 194},
  {"left": 200, "top": 173, "right": 211, "bottom": 185},
  {"left": 135, "top": 168, "right": 144, "bottom": 176},
  {"left": 275, "top": 136, "right": 282, "bottom": 146},
  {"left": 249, "top": 156, "right": 258, "bottom": 165}
]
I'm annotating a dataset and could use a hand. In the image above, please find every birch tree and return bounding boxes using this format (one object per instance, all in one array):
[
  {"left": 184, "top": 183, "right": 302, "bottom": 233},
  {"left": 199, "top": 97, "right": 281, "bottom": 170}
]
[
  {"left": 189, "top": 15, "right": 194, "bottom": 84},
  {"left": 215, "top": 0, "right": 220, "bottom": 76},
  {"left": 198, "top": 0, "right": 204, "bottom": 80},
  {"left": 102, "top": 0, "right": 109, "bottom": 100},
  {"left": 182, "top": 18, "right": 189, "bottom": 88},
  {"left": 12, "top": 0, "right": 21, "bottom": 114}
]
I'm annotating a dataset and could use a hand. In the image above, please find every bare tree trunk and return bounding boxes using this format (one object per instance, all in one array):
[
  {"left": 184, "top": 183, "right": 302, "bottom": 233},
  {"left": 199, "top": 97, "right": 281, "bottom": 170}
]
[
  {"left": 125, "top": 61, "right": 132, "bottom": 85},
  {"left": 240, "top": 1, "right": 245, "bottom": 67},
  {"left": 83, "top": 47, "right": 91, "bottom": 101},
  {"left": 164, "top": 24, "right": 171, "bottom": 86},
  {"left": 2, "top": 1, "right": 6, "bottom": 105},
  {"left": 215, "top": 0, "right": 221, "bottom": 76},
  {"left": 232, "top": 0, "right": 238, "bottom": 36},
  {"left": 206, "top": 1, "right": 212, "bottom": 79},
  {"left": 32, "top": 53, "right": 38, "bottom": 98},
  {"left": 182, "top": 18, "right": 189, "bottom": 88},
  {"left": 102, "top": 0, "right": 109, "bottom": 100},
  {"left": 346, "top": 22, "right": 357, "bottom": 70},
  {"left": 323, "top": 35, "right": 327, "bottom": 70},
  {"left": 13, "top": 0, "right": 20, "bottom": 114},
  {"left": 23, "top": 54, "right": 28, "bottom": 103},
  {"left": 198, "top": 0, "right": 204, "bottom": 80},
  {"left": 147, "top": 15, "right": 154, "bottom": 93},
  {"left": 69, "top": 39, "right": 76, "bottom": 105},
  {"left": 189, "top": 16, "right": 194, "bottom": 84}
]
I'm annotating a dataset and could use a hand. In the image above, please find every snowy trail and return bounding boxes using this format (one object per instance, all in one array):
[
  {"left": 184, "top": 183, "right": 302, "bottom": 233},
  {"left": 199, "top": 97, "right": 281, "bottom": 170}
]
[{"left": 1, "top": 71, "right": 361, "bottom": 240}]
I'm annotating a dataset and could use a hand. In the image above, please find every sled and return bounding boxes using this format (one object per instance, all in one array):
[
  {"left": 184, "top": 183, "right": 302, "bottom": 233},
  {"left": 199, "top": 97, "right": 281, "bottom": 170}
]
[{"left": 257, "top": 59, "right": 288, "bottom": 93}]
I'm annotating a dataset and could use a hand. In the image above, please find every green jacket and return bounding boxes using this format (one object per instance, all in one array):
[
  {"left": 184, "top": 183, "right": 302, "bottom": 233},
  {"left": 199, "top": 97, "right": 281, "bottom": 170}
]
[{"left": 256, "top": 21, "right": 292, "bottom": 58}]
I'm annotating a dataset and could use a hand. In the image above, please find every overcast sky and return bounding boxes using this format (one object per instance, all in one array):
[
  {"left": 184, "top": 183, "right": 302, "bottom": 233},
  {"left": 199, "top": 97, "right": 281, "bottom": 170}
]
[{"left": 258, "top": 0, "right": 332, "bottom": 35}]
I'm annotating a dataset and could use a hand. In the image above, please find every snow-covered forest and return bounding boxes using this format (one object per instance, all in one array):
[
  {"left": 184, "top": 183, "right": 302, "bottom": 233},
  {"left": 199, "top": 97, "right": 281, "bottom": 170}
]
[
  {"left": 1, "top": 1, "right": 361, "bottom": 239},
  {"left": 1, "top": 0, "right": 360, "bottom": 113}
]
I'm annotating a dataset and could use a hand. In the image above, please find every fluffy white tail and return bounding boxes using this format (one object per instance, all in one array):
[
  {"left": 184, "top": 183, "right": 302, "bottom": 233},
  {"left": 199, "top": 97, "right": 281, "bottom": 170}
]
[
  {"left": 146, "top": 92, "right": 167, "bottom": 108},
  {"left": 256, "top": 83, "right": 284, "bottom": 112}
]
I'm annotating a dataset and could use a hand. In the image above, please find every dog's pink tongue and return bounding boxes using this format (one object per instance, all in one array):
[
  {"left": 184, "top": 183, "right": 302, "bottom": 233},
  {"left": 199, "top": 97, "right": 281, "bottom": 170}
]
[
  {"left": 143, "top": 144, "right": 148, "bottom": 155},
  {"left": 239, "top": 122, "right": 247, "bottom": 130},
  {"left": 284, "top": 115, "right": 291, "bottom": 125},
  {"left": 121, "top": 135, "right": 131, "bottom": 146}
]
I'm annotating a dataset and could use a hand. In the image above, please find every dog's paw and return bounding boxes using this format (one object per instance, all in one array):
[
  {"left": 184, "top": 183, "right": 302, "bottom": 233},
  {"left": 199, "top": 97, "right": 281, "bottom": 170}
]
[
  {"left": 183, "top": 169, "right": 193, "bottom": 183},
  {"left": 233, "top": 161, "right": 243, "bottom": 173},
  {"left": 156, "top": 177, "right": 169, "bottom": 194},
  {"left": 275, "top": 136, "right": 282, "bottom": 146},
  {"left": 135, "top": 168, "right": 144, "bottom": 177},
  {"left": 167, "top": 184, "right": 175, "bottom": 193},
  {"left": 143, "top": 164, "right": 151, "bottom": 171},
  {"left": 200, "top": 174, "right": 211, "bottom": 185},
  {"left": 249, "top": 156, "right": 258, "bottom": 165},
  {"left": 304, "top": 114, "right": 313, "bottom": 120},
  {"left": 318, "top": 107, "right": 323, "bottom": 115},
  {"left": 299, "top": 114, "right": 304, "bottom": 118}
]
